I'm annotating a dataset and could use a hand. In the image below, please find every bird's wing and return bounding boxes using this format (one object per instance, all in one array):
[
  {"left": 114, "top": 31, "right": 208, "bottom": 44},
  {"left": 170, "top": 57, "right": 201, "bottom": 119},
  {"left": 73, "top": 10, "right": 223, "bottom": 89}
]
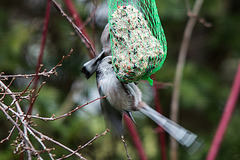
[
  {"left": 100, "top": 96, "right": 124, "bottom": 137},
  {"left": 124, "top": 110, "right": 137, "bottom": 125}
]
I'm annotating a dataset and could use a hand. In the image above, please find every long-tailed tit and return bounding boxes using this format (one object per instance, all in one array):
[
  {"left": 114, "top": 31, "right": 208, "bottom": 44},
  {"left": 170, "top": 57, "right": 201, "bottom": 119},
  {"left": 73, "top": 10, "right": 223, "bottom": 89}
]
[
  {"left": 81, "top": 23, "right": 201, "bottom": 154},
  {"left": 82, "top": 55, "right": 201, "bottom": 154}
]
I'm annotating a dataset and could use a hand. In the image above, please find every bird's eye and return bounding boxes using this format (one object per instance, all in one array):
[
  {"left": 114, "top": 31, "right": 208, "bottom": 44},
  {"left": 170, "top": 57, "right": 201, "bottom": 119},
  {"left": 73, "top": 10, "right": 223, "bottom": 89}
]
[{"left": 108, "top": 61, "right": 112, "bottom": 64}]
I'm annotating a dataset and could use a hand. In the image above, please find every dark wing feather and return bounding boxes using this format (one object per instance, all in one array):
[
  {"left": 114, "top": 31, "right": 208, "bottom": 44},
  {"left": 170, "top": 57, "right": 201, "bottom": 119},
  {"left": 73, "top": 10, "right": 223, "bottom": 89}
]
[{"left": 100, "top": 97, "right": 124, "bottom": 137}]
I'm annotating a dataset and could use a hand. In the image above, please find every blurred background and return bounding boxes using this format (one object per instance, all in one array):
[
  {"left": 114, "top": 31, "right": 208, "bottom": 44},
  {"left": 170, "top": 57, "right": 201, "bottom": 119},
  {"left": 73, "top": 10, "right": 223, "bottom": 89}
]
[{"left": 0, "top": 0, "right": 239, "bottom": 159}]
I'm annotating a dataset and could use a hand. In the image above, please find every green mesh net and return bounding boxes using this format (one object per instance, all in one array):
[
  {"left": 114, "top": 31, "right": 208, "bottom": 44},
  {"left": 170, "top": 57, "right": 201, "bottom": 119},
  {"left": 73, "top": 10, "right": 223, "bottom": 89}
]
[{"left": 108, "top": 0, "right": 167, "bottom": 85}]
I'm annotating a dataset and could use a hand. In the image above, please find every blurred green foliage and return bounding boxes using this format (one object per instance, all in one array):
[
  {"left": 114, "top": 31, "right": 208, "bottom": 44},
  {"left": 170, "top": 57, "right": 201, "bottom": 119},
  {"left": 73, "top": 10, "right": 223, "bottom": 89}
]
[{"left": 0, "top": 0, "right": 239, "bottom": 159}]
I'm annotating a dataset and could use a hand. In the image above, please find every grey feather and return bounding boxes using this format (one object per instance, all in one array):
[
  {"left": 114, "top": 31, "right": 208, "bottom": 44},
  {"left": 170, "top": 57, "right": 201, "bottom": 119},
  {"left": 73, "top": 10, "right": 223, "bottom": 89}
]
[
  {"left": 124, "top": 110, "right": 136, "bottom": 125},
  {"left": 100, "top": 95, "right": 124, "bottom": 136},
  {"left": 100, "top": 23, "right": 111, "bottom": 56},
  {"left": 138, "top": 102, "right": 202, "bottom": 154}
]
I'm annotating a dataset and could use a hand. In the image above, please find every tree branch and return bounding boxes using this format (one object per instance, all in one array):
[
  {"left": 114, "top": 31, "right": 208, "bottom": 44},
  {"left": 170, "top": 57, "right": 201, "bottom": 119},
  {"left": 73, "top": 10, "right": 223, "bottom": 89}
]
[
  {"left": 51, "top": 0, "right": 96, "bottom": 58},
  {"left": 169, "top": 0, "right": 204, "bottom": 159}
]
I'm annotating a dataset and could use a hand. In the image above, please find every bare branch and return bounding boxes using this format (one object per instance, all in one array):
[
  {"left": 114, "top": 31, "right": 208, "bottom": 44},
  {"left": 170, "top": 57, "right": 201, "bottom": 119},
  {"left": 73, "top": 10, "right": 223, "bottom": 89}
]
[
  {"left": 0, "top": 49, "right": 73, "bottom": 80},
  {"left": 121, "top": 135, "right": 132, "bottom": 160},
  {"left": 0, "top": 126, "right": 16, "bottom": 143},
  {"left": 27, "top": 95, "right": 107, "bottom": 121},
  {"left": 57, "top": 129, "right": 109, "bottom": 160},
  {"left": 170, "top": 0, "right": 205, "bottom": 159},
  {"left": 0, "top": 77, "right": 15, "bottom": 101},
  {"left": 51, "top": 0, "right": 96, "bottom": 57},
  {"left": 187, "top": 12, "right": 212, "bottom": 28},
  {"left": 26, "top": 48, "right": 73, "bottom": 118},
  {"left": 26, "top": 81, "right": 46, "bottom": 118},
  {"left": 51, "top": 48, "right": 73, "bottom": 71},
  {"left": 0, "top": 103, "right": 42, "bottom": 159},
  {"left": 185, "top": 0, "right": 212, "bottom": 27},
  {"left": 30, "top": 126, "right": 86, "bottom": 160},
  {"left": 0, "top": 80, "right": 23, "bottom": 115}
]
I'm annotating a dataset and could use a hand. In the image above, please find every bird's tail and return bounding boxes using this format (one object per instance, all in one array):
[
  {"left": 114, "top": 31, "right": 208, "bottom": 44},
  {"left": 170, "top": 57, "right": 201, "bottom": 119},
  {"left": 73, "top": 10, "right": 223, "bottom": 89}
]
[{"left": 139, "top": 102, "right": 202, "bottom": 154}]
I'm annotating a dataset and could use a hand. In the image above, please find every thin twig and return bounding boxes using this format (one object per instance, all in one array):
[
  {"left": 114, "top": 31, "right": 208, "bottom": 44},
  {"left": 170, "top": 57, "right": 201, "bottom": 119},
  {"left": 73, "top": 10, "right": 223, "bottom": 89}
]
[
  {"left": 25, "top": 48, "right": 73, "bottom": 119},
  {"left": 1, "top": 100, "right": 76, "bottom": 159},
  {"left": 0, "top": 126, "right": 16, "bottom": 143},
  {"left": 52, "top": 0, "right": 96, "bottom": 57},
  {"left": 30, "top": 127, "right": 86, "bottom": 159},
  {"left": 0, "top": 81, "right": 44, "bottom": 159},
  {"left": 27, "top": 95, "right": 107, "bottom": 121},
  {"left": 80, "top": 129, "right": 109, "bottom": 150},
  {"left": 28, "top": 81, "right": 46, "bottom": 112},
  {"left": 55, "top": 129, "right": 109, "bottom": 160},
  {"left": 169, "top": 0, "right": 205, "bottom": 160},
  {"left": 0, "top": 81, "right": 23, "bottom": 115},
  {"left": 185, "top": 0, "right": 211, "bottom": 28},
  {"left": 26, "top": 126, "right": 55, "bottom": 160},
  {"left": 0, "top": 91, "right": 31, "bottom": 95},
  {"left": 1, "top": 98, "right": 77, "bottom": 159},
  {"left": 0, "top": 103, "right": 42, "bottom": 159},
  {"left": 52, "top": 48, "right": 73, "bottom": 71},
  {"left": 9, "top": 65, "right": 43, "bottom": 109},
  {"left": 0, "top": 48, "right": 73, "bottom": 80},
  {"left": 0, "top": 77, "right": 15, "bottom": 101},
  {"left": 121, "top": 135, "right": 132, "bottom": 160},
  {"left": 24, "top": 64, "right": 44, "bottom": 118},
  {"left": 0, "top": 102, "right": 51, "bottom": 159},
  {"left": 0, "top": 71, "right": 53, "bottom": 79},
  {"left": 187, "top": 12, "right": 212, "bottom": 28},
  {"left": 0, "top": 80, "right": 33, "bottom": 158}
]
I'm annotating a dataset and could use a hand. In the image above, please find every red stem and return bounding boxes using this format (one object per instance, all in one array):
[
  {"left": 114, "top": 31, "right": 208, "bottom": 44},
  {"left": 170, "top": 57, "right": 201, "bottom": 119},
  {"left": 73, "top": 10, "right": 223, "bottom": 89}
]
[
  {"left": 124, "top": 115, "right": 148, "bottom": 160},
  {"left": 206, "top": 61, "right": 240, "bottom": 160},
  {"left": 26, "top": 0, "right": 51, "bottom": 116},
  {"left": 152, "top": 75, "right": 167, "bottom": 160}
]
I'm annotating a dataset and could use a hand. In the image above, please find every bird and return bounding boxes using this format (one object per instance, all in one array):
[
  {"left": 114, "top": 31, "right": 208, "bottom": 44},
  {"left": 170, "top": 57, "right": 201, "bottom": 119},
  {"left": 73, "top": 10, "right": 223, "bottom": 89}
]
[
  {"left": 81, "top": 23, "right": 201, "bottom": 154},
  {"left": 82, "top": 55, "right": 201, "bottom": 154}
]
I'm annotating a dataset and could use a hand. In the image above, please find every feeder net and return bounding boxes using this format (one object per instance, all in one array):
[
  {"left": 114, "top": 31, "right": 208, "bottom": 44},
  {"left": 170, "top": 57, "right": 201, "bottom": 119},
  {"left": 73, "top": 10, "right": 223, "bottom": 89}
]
[{"left": 108, "top": 0, "right": 167, "bottom": 85}]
